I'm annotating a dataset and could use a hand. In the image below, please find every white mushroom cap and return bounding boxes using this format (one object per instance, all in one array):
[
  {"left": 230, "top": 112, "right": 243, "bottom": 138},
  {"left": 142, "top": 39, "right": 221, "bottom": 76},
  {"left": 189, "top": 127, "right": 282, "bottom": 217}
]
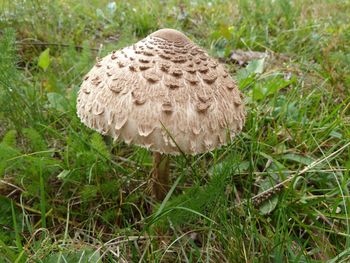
[{"left": 77, "top": 28, "right": 245, "bottom": 155}]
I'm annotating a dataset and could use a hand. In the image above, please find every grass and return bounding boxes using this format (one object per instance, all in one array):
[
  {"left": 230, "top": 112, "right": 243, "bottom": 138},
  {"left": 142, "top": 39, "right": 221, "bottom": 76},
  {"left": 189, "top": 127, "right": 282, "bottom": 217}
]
[{"left": 0, "top": 0, "right": 349, "bottom": 262}]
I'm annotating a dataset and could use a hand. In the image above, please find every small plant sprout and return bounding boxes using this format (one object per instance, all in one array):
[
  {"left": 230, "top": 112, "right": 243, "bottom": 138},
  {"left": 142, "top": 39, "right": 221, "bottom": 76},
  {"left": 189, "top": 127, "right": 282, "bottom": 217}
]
[{"left": 76, "top": 29, "right": 245, "bottom": 200}]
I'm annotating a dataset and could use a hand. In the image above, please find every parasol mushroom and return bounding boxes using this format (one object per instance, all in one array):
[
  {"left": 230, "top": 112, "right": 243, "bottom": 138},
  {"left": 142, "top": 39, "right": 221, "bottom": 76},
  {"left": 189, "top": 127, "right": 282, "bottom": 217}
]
[{"left": 76, "top": 28, "right": 245, "bottom": 200}]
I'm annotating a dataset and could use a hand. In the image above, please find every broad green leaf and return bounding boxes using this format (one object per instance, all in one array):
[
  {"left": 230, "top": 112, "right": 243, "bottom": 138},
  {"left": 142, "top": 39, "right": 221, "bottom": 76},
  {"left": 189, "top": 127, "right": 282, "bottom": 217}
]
[
  {"left": 282, "top": 153, "right": 314, "bottom": 166},
  {"left": 252, "top": 84, "right": 265, "bottom": 101},
  {"left": 47, "top": 92, "right": 69, "bottom": 112},
  {"left": 330, "top": 130, "right": 342, "bottom": 139},
  {"left": 57, "top": 170, "right": 71, "bottom": 179},
  {"left": 38, "top": 48, "right": 50, "bottom": 71},
  {"left": 265, "top": 77, "right": 294, "bottom": 96},
  {"left": 252, "top": 76, "right": 294, "bottom": 101},
  {"left": 260, "top": 152, "right": 286, "bottom": 170},
  {"left": 47, "top": 248, "right": 101, "bottom": 263},
  {"left": 246, "top": 57, "right": 265, "bottom": 74},
  {"left": 258, "top": 176, "right": 279, "bottom": 215},
  {"left": 210, "top": 158, "right": 249, "bottom": 176}
]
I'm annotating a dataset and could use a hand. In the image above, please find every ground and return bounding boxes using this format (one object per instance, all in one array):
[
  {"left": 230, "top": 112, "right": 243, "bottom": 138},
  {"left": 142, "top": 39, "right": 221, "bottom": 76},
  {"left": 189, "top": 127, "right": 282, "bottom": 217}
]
[{"left": 0, "top": 0, "right": 349, "bottom": 262}]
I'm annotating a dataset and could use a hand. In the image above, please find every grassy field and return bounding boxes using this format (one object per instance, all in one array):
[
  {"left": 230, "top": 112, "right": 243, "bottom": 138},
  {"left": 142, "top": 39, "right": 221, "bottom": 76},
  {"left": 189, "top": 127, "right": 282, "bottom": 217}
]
[{"left": 0, "top": 0, "right": 350, "bottom": 262}]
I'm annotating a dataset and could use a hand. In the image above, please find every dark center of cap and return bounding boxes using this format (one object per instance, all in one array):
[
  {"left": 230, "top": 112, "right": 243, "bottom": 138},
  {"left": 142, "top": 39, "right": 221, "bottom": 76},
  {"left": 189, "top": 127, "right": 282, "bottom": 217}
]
[{"left": 150, "top": 28, "right": 191, "bottom": 44}]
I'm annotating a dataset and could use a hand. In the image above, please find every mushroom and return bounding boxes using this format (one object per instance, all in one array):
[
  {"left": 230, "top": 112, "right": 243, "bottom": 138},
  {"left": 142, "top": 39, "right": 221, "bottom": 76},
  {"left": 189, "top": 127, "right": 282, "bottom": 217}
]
[{"left": 76, "top": 28, "right": 245, "bottom": 200}]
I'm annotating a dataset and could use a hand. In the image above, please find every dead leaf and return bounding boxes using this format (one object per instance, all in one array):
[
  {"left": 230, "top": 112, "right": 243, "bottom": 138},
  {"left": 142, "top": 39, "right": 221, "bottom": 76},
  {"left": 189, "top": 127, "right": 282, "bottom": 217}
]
[{"left": 230, "top": 49, "right": 268, "bottom": 65}]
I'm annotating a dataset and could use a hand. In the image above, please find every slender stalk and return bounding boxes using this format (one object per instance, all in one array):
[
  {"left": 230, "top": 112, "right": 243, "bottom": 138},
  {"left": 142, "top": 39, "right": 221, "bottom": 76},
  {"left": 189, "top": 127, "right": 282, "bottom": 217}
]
[
  {"left": 11, "top": 201, "right": 22, "bottom": 252},
  {"left": 39, "top": 160, "right": 46, "bottom": 229},
  {"left": 152, "top": 152, "right": 170, "bottom": 201}
]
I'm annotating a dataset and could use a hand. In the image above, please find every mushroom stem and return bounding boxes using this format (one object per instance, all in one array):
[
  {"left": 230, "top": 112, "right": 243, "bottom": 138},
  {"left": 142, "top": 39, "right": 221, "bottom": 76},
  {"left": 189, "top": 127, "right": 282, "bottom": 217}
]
[{"left": 152, "top": 152, "right": 170, "bottom": 201}]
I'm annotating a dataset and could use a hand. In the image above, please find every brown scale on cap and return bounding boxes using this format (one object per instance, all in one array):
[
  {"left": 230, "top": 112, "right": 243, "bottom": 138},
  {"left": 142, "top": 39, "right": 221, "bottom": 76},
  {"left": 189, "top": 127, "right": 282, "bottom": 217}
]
[
  {"left": 161, "top": 99, "right": 173, "bottom": 114},
  {"left": 92, "top": 102, "right": 104, "bottom": 115},
  {"left": 184, "top": 73, "right": 199, "bottom": 84},
  {"left": 82, "top": 86, "right": 91, "bottom": 94},
  {"left": 143, "top": 70, "right": 161, "bottom": 83},
  {"left": 202, "top": 70, "right": 218, "bottom": 83},
  {"left": 170, "top": 67, "right": 183, "bottom": 77},
  {"left": 159, "top": 61, "right": 171, "bottom": 72},
  {"left": 77, "top": 28, "right": 245, "bottom": 154}
]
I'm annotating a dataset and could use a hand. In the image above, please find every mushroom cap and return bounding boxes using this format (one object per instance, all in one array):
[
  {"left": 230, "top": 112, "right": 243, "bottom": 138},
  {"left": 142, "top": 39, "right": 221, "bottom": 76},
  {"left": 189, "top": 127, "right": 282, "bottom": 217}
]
[{"left": 77, "top": 28, "right": 245, "bottom": 155}]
